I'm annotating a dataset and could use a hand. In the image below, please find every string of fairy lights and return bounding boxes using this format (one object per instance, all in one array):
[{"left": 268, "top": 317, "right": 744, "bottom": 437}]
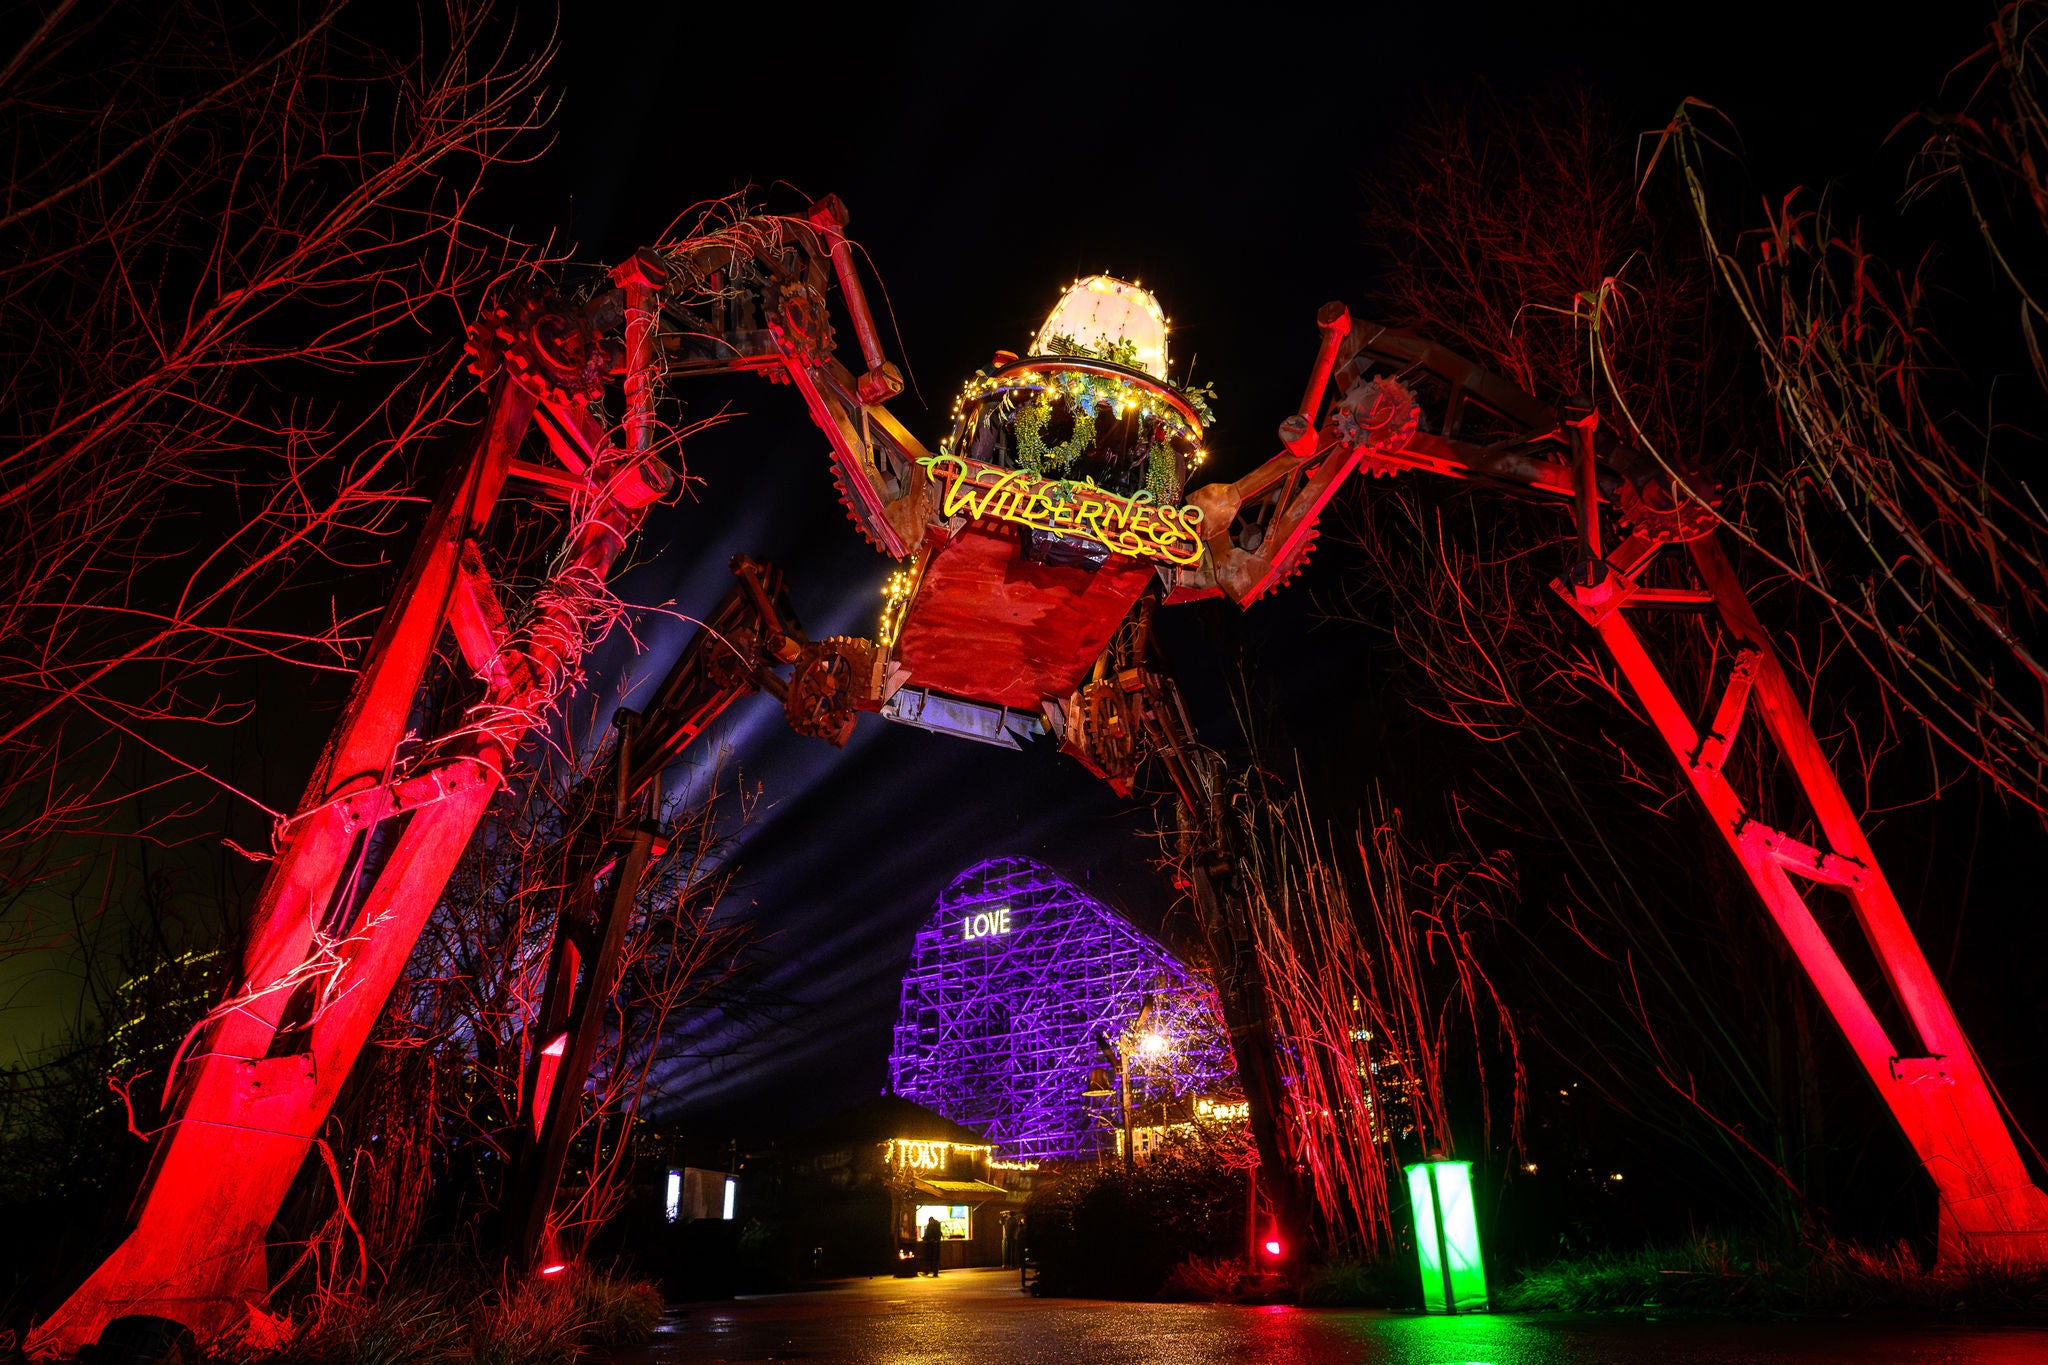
[
  {"left": 941, "top": 340, "right": 1214, "bottom": 474},
  {"left": 940, "top": 275, "right": 1217, "bottom": 490}
]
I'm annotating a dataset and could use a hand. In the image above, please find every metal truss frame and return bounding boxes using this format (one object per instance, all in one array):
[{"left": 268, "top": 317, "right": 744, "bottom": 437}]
[{"left": 888, "top": 857, "right": 1236, "bottom": 1164}]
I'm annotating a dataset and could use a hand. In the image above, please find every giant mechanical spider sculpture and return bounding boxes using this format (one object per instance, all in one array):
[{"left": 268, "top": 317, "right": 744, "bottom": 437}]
[{"left": 31, "top": 193, "right": 2047, "bottom": 1360}]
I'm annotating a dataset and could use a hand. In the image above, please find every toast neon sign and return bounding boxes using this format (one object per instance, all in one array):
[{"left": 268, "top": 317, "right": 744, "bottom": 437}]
[{"left": 887, "top": 1138, "right": 991, "bottom": 1171}]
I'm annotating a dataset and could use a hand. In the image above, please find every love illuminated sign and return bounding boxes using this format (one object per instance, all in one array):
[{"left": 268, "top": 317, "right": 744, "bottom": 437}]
[
  {"left": 962, "top": 907, "right": 1012, "bottom": 941},
  {"left": 919, "top": 454, "right": 1207, "bottom": 567}
]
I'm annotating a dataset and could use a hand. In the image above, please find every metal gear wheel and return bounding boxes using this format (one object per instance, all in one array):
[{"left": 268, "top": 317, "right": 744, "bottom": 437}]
[
  {"left": 464, "top": 287, "right": 605, "bottom": 408},
  {"left": 1615, "top": 475, "right": 1718, "bottom": 543},
  {"left": 1075, "top": 677, "right": 1141, "bottom": 786},
  {"left": 783, "top": 636, "right": 874, "bottom": 747},
  {"left": 770, "top": 280, "right": 834, "bottom": 362},
  {"left": 1333, "top": 375, "right": 1422, "bottom": 466}
]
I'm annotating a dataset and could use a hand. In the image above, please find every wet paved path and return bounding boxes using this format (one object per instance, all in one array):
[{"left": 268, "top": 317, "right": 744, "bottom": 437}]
[{"left": 647, "top": 1267, "right": 2048, "bottom": 1364}]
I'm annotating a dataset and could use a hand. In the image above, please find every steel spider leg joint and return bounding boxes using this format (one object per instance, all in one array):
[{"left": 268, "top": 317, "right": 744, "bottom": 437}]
[
  {"left": 28, "top": 194, "right": 901, "bottom": 1358},
  {"left": 501, "top": 554, "right": 817, "bottom": 1269},
  {"left": 1339, "top": 319, "right": 2048, "bottom": 1265}
]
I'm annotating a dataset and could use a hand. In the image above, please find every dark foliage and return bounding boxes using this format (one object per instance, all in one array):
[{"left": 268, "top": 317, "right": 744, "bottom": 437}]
[{"left": 1025, "top": 1139, "right": 1249, "bottom": 1300}]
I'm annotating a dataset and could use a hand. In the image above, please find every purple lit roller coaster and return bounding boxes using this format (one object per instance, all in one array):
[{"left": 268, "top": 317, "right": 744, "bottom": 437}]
[{"left": 888, "top": 857, "right": 1238, "bottom": 1163}]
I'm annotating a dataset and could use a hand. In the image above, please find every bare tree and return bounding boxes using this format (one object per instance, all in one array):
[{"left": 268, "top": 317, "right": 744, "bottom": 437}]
[
  {"left": 0, "top": 0, "right": 552, "bottom": 977},
  {"left": 1236, "top": 779, "right": 1521, "bottom": 1254},
  {"left": 0, "top": 2, "right": 558, "bottom": 1309},
  {"left": 1643, "top": 0, "right": 2048, "bottom": 814},
  {"left": 287, "top": 745, "right": 756, "bottom": 1283},
  {"left": 1341, "top": 89, "right": 1843, "bottom": 1231}
]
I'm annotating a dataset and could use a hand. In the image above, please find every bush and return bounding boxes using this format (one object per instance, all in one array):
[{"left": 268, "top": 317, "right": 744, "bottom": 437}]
[
  {"left": 1297, "top": 1255, "right": 1411, "bottom": 1308},
  {"left": 1027, "top": 1139, "right": 1249, "bottom": 1299}
]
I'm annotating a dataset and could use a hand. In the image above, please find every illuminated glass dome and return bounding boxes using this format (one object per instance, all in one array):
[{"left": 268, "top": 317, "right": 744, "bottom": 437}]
[
  {"left": 944, "top": 276, "right": 1214, "bottom": 505},
  {"left": 1030, "top": 275, "right": 1170, "bottom": 380}
]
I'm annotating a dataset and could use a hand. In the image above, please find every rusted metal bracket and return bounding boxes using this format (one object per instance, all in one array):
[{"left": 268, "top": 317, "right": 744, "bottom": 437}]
[
  {"left": 1691, "top": 649, "right": 1761, "bottom": 776},
  {"left": 1736, "top": 818, "right": 1870, "bottom": 890}
]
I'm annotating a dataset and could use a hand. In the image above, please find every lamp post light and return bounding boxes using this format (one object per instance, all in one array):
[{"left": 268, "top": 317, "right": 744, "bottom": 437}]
[
  {"left": 1083, "top": 1036, "right": 1135, "bottom": 1174},
  {"left": 1082, "top": 999, "right": 1162, "bottom": 1176},
  {"left": 1404, "top": 1158, "right": 1488, "bottom": 1313}
]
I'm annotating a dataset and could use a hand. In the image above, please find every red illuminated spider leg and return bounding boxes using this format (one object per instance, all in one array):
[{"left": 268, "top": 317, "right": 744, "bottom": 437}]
[
  {"left": 1331, "top": 312, "right": 2048, "bottom": 1261},
  {"left": 1685, "top": 537, "right": 2048, "bottom": 1260},
  {"left": 807, "top": 194, "right": 904, "bottom": 405},
  {"left": 27, "top": 383, "right": 537, "bottom": 1358}
]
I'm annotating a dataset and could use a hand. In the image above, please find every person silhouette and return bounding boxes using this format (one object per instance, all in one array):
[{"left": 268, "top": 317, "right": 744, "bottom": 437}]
[{"left": 922, "top": 1214, "right": 943, "bottom": 1277}]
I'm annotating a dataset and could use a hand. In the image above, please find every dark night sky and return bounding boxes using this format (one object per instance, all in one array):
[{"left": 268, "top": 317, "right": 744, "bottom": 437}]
[{"left": 484, "top": 0, "right": 1995, "bottom": 1136}]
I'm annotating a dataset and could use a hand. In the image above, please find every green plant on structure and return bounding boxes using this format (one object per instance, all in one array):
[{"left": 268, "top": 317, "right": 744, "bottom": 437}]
[
  {"left": 1145, "top": 439, "right": 1179, "bottom": 503},
  {"left": 1014, "top": 394, "right": 1096, "bottom": 476}
]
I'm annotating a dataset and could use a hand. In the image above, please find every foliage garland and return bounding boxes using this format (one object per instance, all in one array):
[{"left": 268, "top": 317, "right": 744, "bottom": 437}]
[
  {"left": 946, "top": 330, "right": 1219, "bottom": 493},
  {"left": 1013, "top": 393, "right": 1097, "bottom": 476}
]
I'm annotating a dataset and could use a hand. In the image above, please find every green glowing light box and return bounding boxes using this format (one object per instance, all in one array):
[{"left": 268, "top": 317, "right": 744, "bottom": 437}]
[{"left": 1405, "top": 1159, "right": 1488, "bottom": 1313}]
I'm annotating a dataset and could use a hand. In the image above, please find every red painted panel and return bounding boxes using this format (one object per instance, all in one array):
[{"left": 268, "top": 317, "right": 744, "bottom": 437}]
[{"left": 893, "top": 526, "right": 1154, "bottom": 710}]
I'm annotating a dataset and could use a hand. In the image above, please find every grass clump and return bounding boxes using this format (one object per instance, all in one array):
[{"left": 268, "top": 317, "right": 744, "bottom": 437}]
[
  {"left": 265, "top": 1288, "right": 466, "bottom": 1365},
  {"left": 1159, "top": 1256, "right": 1250, "bottom": 1302},
  {"left": 245, "top": 1267, "right": 665, "bottom": 1365},
  {"left": 465, "top": 1279, "right": 585, "bottom": 1365},
  {"left": 1297, "top": 1255, "right": 1411, "bottom": 1308},
  {"left": 1498, "top": 1233, "right": 2048, "bottom": 1317},
  {"left": 566, "top": 1273, "right": 663, "bottom": 1346}
]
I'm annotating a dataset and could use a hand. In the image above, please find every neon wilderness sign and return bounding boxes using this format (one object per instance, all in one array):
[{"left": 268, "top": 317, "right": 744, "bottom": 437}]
[{"left": 918, "top": 454, "right": 1206, "bottom": 568}]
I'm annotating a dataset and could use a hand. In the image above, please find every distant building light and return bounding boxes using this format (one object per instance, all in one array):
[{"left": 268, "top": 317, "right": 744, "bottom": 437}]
[
  {"left": 665, "top": 1170, "right": 681, "bottom": 1223},
  {"left": 722, "top": 1176, "right": 737, "bottom": 1221}
]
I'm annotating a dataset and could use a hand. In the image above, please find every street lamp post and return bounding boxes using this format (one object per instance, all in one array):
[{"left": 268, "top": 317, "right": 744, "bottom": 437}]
[
  {"left": 1082, "top": 1037, "right": 1136, "bottom": 1174},
  {"left": 1116, "top": 1040, "right": 1133, "bottom": 1174},
  {"left": 1083, "top": 997, "right": 1162, "bottom": 1176}
]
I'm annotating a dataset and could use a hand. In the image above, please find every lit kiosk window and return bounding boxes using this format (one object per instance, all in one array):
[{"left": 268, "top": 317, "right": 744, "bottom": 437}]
[
  {"left": 663, "top": 1167, "right": 738, "bottom": 1224},
  {"left": 914, "top": 1203, "right": 971, "bottom": 1241}
]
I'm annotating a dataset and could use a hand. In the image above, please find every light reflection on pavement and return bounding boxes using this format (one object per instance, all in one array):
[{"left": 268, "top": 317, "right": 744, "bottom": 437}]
[{"left": 645, "top": 1267, "right": 2048, "bottom": 1365}]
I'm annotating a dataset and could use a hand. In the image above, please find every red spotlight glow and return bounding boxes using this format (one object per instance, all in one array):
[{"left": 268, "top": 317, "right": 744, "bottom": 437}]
[
  {"left": 1263, "top": 1239, "right": 1283, "bottom": 1257},
  {"left": 539, "top": 1264, "right": 567, "bottom": 1276}
]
